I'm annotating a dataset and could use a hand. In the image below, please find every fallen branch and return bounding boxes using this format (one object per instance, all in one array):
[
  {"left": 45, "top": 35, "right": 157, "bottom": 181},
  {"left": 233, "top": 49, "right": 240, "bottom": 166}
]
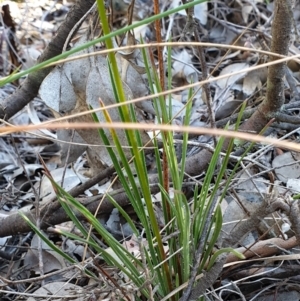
[
  {"left": 0, "top": 182, "right": 162, "bottom": 237},
  {"left": 226, "top": 236, "right": 298, "bottom": 263}
]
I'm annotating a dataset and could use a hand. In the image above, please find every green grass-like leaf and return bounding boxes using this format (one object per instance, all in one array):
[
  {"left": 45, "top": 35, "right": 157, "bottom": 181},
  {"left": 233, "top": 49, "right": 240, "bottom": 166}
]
[{"left": 16, "top": 1, "right": 260, "bottom": 299}]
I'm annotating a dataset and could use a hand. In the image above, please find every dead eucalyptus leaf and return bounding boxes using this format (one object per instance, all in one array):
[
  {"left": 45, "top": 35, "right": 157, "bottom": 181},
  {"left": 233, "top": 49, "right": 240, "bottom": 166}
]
[
  {"left": 58, "top": 129, "right": 87, "bottom": 167},
  {"left": 27, "top": 282, "right": 84, "bottom": 301},
  {"left": 194, "top": 1, "right": 208, "bottom": 25},
  {"left": 215, "top": 99, "right": 243, "bottom": 120},
  {"left": 24, "top": 234, "right": 66, "bottom": 275},
  {"left": 40, "top": 32, "right": 153, "bottom": 175},
  {"left": 243, "top": 68, "right": 267, "bottom": 96},
  {"left": 215, "top": 62, "right": 249, "bottom": 90},
  {"left": 272, "top": 152, "right": 300, "bottom": 183}
]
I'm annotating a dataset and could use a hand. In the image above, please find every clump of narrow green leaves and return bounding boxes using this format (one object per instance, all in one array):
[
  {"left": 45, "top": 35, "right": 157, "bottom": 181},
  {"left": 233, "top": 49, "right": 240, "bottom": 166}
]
[{"left": 17, "top": 0, "right": 250, "bottom": 300}]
